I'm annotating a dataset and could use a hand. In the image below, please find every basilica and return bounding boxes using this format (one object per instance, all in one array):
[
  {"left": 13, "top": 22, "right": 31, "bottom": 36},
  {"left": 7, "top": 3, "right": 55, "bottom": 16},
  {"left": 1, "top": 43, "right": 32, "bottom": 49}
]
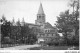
[
  {"left": 28, "top": 3, "right": 58, "bottom": 43},
  {"left": 12, "top": 3, "right": 58, "bottom": 43}
]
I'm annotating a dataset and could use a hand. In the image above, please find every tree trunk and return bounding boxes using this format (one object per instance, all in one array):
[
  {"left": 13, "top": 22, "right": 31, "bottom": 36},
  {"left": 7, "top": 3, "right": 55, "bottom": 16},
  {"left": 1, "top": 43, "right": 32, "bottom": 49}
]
[{"left": 64, "top": 32, "right": 68, "bottom": 45}]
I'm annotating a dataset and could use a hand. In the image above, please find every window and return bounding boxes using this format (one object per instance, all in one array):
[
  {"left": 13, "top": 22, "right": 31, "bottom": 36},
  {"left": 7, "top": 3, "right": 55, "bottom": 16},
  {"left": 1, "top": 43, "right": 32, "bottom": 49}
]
[
  {"left": 45, "top": 30, "right": 47, "bottom": 33},
  {"left": 39, "top": 16, "right": 41, "bottom": 18},
  {"left": 48, "top": 30, "right": 50, "bottom": 32}
]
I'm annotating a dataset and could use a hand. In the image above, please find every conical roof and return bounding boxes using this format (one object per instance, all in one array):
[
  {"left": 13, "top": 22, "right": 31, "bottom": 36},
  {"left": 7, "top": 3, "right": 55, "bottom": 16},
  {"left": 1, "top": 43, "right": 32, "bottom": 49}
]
[{"left": 37, "top": 3, "right": 44, "bottom": 14}]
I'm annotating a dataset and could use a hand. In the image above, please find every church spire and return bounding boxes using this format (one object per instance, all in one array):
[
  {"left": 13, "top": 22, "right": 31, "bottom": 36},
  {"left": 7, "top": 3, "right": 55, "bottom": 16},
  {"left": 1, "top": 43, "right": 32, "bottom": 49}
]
[
  {"left": 21, "top": 17, "right": 25, "bottom": 26},
  {"left": 35, "top": 3, "right": 45, "bottom": 25},
  {"left": 37, "top": 3, "right": 44, "bottom": 15}
]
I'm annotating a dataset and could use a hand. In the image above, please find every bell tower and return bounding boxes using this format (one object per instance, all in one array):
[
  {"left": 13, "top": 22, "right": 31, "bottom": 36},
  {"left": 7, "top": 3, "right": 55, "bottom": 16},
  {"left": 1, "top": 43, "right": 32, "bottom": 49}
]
[{"left": 35, "top": 3, "right": 45, "bottom": 25}]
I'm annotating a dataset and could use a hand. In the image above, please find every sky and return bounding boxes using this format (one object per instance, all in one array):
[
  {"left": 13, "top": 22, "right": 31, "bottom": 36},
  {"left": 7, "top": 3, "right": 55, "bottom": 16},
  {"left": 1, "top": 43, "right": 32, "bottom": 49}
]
[{"left": 0, "top": 0, "right": 70, "bottom": 26}]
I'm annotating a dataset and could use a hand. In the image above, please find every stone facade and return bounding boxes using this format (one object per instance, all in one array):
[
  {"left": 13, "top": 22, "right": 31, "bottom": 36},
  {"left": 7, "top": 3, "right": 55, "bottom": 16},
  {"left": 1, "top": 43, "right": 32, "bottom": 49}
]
[{"left": 35, "top": 3, "right": 58, "bottom": 43}]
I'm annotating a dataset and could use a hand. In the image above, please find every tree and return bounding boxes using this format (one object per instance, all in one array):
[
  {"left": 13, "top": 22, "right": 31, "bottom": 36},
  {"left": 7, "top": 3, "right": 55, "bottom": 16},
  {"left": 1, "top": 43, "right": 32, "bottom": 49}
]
[
  {"left": 69, "top": 0, "right": 79, "bottom": 46},
  {"left": 21, "top": 25, "right": 30, "bottom": 44},
  {"left": 1, "top": 16, "right": 12, "bottom": 44},
  {"left": 69, "top": 0, "right": 79, "bottom": 35},
  {"left": 16, "top": 18, "right": 21, "bottom": 26},
  {"left": 55, "top": 10, "right": 70, "bottom": 45},
  {"left": 21, "top": 25, "right": 37, "bottom": 44},
  {"left": 55, "top": 0, "right": 79, "bottom": 46},
  {"left": 27, "top": 34, "right": 37, "bottom": 44}
]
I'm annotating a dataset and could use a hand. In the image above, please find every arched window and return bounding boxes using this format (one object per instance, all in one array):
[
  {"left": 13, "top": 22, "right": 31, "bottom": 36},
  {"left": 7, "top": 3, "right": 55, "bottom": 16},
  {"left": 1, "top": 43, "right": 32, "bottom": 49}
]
[{"left": 39, "top": 16, "right": 41, "bottom": 18}]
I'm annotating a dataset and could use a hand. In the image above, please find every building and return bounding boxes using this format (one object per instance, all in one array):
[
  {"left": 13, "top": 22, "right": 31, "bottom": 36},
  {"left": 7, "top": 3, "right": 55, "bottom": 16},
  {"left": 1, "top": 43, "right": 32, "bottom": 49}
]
[
  {"left": 35, "top": 3, "right": 58, "bottom": 43},
  {"left": 11, "top": 3, "right": 58, "bottom": 43}
]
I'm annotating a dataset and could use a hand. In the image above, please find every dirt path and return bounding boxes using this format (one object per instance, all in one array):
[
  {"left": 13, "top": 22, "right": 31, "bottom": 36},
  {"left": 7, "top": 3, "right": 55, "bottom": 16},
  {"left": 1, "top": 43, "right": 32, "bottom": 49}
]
[{"left": 0, "top": 44, "right": 41, "bottom": 50}]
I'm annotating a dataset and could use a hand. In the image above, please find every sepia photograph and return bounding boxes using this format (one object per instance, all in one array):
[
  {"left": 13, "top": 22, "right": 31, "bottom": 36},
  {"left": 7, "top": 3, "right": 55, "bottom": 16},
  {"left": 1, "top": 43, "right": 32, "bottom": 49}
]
[{"left": 0, "top": 0, "right": 79, "bottom": 50}]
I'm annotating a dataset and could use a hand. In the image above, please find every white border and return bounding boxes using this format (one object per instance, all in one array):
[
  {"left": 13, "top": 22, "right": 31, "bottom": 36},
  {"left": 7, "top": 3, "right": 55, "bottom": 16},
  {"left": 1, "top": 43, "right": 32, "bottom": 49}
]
[{"left": 0, "top": 50, "right": 80, "bottom": 53}]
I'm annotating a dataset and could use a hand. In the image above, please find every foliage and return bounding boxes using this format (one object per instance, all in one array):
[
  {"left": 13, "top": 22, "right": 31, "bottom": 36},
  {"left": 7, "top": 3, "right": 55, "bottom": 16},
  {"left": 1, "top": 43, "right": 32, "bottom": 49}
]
[
  {"left": 44, "top": 34, "right": 60, "bottom": 46},
  {"left": 55, "top": 0, "right": 79, "bottom": 46},
  {"left": 1, "top": 16, "right": 11, "bottom": 44},
  {"left": 10, "top": 26, "right": 21, "bottom": 44},
  {"left": 0, "top": 16, "right": 37, "bottom": 45}
]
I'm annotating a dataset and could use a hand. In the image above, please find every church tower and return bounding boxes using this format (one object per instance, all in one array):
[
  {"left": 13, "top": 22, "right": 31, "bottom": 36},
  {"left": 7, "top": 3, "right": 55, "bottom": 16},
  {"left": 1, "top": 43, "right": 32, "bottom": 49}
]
[
  {"left": 21, "top": 17, "right": 25, "bottom": 26},
  {"left": 35, "top": 3, "right": 45, "bottom": 25}
]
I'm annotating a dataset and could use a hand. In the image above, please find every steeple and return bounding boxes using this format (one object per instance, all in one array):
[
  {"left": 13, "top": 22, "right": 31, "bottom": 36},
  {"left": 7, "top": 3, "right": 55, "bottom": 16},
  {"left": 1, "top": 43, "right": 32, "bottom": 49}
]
[
  {"left": 37, "top": 3, "right": 44, "bottom": 15},
  {"left": 35, "top": 3, "right": 46, "bottom": 25},
  {"left": 21, "top": 17, "right": 25, "bottom": 26}
]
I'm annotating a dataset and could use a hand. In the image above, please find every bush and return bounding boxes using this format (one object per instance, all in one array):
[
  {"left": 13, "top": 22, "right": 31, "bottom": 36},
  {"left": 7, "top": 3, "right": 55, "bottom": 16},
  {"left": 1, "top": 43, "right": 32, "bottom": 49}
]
[
  {"left": 2, "top": 37, "right": 14, "bottom": 44},
  {"left": 44, "top": 39, "right": 59, "bottom": 46}
]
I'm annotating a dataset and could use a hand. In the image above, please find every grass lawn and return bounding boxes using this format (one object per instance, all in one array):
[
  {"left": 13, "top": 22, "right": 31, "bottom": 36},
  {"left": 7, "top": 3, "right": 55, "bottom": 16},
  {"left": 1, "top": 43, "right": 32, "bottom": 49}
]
[
  {"left": 29, "top": 46, "right": 79, "bottom": 50},
  {"left": 1, "top": 44, "right": 23, "bottom": 48}
]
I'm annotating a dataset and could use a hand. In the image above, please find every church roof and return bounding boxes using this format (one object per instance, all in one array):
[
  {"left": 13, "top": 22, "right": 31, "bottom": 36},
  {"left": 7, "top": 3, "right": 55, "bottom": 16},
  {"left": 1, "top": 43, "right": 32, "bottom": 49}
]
[
  {"left": 37, "top": 3, "right": 44, "bottom": 15},
  {"left": 25, "top": 23, "right": 41, "bottom": 27},
  {"left": 44, "top": 22, "right": 55, "bottom": 29}
]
